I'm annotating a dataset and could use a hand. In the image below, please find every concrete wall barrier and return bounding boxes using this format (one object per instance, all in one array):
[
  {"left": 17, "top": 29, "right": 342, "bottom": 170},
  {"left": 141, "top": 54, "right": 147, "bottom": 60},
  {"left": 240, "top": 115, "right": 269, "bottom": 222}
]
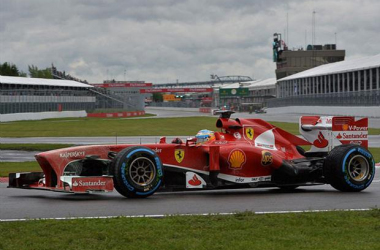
[
  {"left": 199, "top": 107, "right": 211, "bottom": 113},
  {"left": 0, "top": 111, "right": 87, "bottom": 122},
  {"left": 87, "top": 111, "right": 145, "bottom": 118},
  {"left": 146, "top": 107, "right": 199, "bottom": 112}
]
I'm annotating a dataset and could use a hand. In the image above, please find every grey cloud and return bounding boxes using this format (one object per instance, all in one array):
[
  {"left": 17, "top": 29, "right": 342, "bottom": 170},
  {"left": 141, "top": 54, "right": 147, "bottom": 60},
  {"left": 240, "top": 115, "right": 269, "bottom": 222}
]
[{"left": 0, "top": 0, "right": 379, "bottom": 83}]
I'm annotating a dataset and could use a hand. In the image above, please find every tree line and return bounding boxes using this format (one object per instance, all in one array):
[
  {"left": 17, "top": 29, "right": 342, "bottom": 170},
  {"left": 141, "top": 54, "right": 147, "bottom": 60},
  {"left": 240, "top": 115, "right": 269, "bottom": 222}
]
[{"left": 0, "top": 62, "right": 52, "bottom": 78}]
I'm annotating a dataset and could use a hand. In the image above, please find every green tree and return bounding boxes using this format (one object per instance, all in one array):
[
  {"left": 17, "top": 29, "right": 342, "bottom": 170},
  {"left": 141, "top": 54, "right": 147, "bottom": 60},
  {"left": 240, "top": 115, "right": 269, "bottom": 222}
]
[
  {"left": 152, "top": 93, "right": 163, "bottom": 102},
  {"left": 0, "top": 62, "right": 23, "bottom": 76},
  {"left": 28, "top": 65, "right": 52, "bottom": 79}
]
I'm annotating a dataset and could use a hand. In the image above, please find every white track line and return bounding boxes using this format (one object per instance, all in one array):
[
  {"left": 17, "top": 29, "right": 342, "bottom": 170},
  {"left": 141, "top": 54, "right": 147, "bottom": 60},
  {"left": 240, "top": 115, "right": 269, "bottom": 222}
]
[{"left": 0, "top": 208, "right": 375, "bottom": 222}]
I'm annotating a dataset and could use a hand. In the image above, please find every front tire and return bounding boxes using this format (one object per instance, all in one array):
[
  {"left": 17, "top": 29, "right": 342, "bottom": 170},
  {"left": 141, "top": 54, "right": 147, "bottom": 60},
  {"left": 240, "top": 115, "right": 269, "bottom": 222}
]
[
  {"left": 111, "top": 146, "right": 163, "bottom": 198},
  {"left": 324, "top": 145, "right": 375, "bottom": 192}
]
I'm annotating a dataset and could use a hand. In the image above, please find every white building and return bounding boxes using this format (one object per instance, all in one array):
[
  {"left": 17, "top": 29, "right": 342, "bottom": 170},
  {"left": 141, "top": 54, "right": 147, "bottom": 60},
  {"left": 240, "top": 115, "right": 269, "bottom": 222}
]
[{"left": 270, "top": 54, "right": 380, "bottom": 117}]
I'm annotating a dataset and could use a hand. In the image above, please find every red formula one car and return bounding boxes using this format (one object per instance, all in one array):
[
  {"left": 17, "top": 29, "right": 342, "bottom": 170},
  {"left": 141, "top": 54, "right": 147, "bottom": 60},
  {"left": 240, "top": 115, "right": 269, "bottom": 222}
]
[{"left": 9, "top": 111, "right": 376, "bottom": 198}]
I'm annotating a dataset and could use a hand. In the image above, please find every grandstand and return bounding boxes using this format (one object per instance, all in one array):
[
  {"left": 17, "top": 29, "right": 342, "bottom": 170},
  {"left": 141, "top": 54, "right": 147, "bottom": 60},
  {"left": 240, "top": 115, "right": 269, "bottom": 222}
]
[
  {"left": 268, "top": 54, "right": 380, "bottom": 117},
  {"left": 91, "top": 81, "right": 152, "bottom": 111},
  {"left": 0, "top": 75, "right": 147, "bottom": 122},
  {"left": 0, "top": 75, "right": 95, "bottom": 115}
]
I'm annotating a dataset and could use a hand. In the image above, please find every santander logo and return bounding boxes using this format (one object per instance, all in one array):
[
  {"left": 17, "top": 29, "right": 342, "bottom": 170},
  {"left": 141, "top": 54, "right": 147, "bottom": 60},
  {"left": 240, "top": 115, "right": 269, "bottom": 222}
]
[
  {"left": 188, "top": 174, "right": 202, "bottom": 186},
  {"left": 313, "top": 131, "right": 328, "bottom": 148},
  {"left": 73, "top": 180, "right": 106, "bottom": 187}
]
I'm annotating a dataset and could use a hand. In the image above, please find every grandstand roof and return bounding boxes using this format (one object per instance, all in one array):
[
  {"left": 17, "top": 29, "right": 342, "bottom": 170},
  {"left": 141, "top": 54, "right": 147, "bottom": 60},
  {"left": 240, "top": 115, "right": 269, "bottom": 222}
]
[
  {"left": 279, "top": 53, "right": 380, "bottom": 82},
  {"left": 220, "top": 78, "right": 276, "bottom": 89},
  {"left": 246, "top": 78, "right": 277, "bottom": 89},
  {"left": 0, "top": 75, "right": 93, "bottom": 88}
]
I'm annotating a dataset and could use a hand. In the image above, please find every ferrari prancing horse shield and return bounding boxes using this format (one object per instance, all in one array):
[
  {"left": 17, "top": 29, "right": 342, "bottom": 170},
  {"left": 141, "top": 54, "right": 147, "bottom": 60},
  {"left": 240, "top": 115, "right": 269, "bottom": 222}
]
[
  {"left": 245, "top": 127, "right": 254, "bottom": 140},
  {"left": 175, "top": 149, "right": 185, "bottom": 163}
]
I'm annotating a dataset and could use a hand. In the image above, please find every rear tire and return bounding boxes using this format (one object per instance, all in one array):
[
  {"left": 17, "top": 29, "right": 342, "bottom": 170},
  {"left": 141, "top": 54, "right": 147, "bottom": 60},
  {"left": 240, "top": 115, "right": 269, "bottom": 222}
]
[
  {"left": 111, "top": 146, "right": 163, "bottom": 198},
  {"left": 323, "top": 145, "right": 375, "bottom": 192}
]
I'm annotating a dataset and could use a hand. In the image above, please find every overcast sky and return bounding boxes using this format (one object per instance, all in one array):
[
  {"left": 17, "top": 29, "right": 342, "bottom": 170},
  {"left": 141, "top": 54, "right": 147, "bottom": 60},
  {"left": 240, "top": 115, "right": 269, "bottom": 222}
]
[{"left": 0, "top": 0, "right": 379, "bottom": 84}]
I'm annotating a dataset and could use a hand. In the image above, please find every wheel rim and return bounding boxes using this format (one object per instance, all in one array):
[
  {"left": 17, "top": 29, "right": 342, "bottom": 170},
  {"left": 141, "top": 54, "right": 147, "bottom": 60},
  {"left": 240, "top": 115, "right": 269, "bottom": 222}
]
[
  {"left": 348, "top": 155, "right": 369, "bottom": 182},
  {"left": 129, "top": 157, "right": 156, "bottom": 186}
]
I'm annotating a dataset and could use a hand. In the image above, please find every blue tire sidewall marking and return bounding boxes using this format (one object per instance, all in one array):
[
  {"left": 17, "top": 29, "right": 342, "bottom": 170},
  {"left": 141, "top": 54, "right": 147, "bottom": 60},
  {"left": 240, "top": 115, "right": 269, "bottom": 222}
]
[
  {"left": 127, "top": 148, "right": 154, "bottom": 159},
  {"left": 121, "top": 162, "right": 134, "bottom": 191},
  {"left": 122, "top": 148, "right": 162, "bottom": 195},
  {"left": 342, "top": 147, "right": 375, "bottom": 189},
  {"left": 155, "top": 156, "right": 163, "bottom": 177}
]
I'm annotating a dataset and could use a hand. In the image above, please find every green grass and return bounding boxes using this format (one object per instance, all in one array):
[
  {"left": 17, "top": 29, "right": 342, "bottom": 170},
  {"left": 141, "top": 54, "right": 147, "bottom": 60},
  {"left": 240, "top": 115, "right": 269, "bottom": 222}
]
[
  {"left": 0, "top": 161, "right": 41, "bottom": 177},
  {"left": 370, "top": 147, "right": 380, "bottom": 163},
  {"left": 0, "top": 117, "right": 217, "bottom": 137},
  {"left": 1, "top": 117, "right": 379, "bottom": 137},
  {"left": 0, "top": 210, "right": 379, "bottom": 250},
  {"left": 0, "top": 143, "right": 74, "bottom": 151}
]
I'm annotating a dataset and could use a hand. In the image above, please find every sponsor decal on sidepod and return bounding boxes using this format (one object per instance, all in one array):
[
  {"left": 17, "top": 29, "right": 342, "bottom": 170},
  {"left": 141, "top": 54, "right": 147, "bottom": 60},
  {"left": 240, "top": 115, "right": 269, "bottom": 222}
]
[
  {"left": 73, "top": 180, "right": 106, "bottom": 187},
  {"left": 261, "top": 151, "right": 273, "bottom": 166},
  {"left": 60, "top": 151, "right": 85, "bottom": 158},
  {"left": 228, "top": 149, "right": 246, "bottom": 169}
]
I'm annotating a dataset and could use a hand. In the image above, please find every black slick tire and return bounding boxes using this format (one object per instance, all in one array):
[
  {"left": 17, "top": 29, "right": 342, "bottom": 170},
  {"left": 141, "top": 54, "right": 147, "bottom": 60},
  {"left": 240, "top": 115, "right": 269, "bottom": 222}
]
[
  {"left": 111, "top": 146, "right": 163, "bottom": 198},
  {"left": 323, "top": 144, "right": 375, "bottom": 192}
]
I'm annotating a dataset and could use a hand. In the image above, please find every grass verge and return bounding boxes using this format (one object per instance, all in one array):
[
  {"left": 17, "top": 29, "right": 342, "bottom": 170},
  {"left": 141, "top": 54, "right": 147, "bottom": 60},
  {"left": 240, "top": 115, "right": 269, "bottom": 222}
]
[
  {"left": 0, "top": 117, "right": 216, "bottom": 137},
  {"left": 0, "top": 162, "right": 41, "bottom": 177},
  {"left": 0, "top": 117, "right": 379, "bottom": 137},
  {"left": 0, "top": 210, "right": 379, "bottom": 250},
  {"left": 0, "top": 144, "right": 74, "bottom": 151}
]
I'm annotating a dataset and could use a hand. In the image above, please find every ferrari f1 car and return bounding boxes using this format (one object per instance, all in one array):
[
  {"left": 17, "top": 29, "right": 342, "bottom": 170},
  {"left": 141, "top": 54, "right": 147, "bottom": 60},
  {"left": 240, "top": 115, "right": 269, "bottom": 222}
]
[{"left": 9, "top": 111, "right": 375, "bottom": 198}]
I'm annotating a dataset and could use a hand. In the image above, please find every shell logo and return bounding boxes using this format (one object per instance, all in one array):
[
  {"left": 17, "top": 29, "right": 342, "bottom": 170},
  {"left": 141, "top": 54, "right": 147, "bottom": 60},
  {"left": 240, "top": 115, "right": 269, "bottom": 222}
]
[
  {"left": 228, "top": 149, "right": 246, "bottom": 169},
  {"left": 342, "top": 124, "right": 349, "bottom": 131}
]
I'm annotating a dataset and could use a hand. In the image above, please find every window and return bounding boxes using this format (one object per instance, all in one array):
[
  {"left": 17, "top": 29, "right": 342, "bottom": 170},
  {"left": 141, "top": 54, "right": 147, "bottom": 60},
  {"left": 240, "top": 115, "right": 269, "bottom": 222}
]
[
  {"left": 366, "top": 69, "right": 371, "bottom": 90},
  {"left": 372, "top": 68, "right": 377, "bottom": 90},
  {"left": 354, "top": 71, "right": 358, "bottom": 92},
  {"left": 349, "top": 72, "right": 353, "bottom": 92}
]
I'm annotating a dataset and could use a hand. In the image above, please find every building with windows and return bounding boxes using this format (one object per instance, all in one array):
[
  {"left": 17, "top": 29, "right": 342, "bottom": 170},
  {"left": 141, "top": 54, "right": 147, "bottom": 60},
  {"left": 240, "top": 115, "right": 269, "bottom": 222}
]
[
  {"left": 91, "top": 81, "right": 153, "bottom": 111},
  {"left": 0, "top": 76, "right": 148, "bottom": 122},
  {"left": 273, "top": 34, "right": 345, "bottom": 80},
  {"left": 268, "top": 54, "right": 380, "bottom": 117},
  {"left": 0, "top": 75, "right": 95, "bottom": 115}
]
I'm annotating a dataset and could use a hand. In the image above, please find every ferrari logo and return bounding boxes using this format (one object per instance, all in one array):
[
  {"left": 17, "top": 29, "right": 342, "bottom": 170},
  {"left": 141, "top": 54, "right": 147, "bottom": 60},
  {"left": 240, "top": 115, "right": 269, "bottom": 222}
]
[
  {"left": 175, "top": 149, "right": 185, "bottom": 163},
  {"left": 245, "top": 127, "right": 254, "bottom": 140}
]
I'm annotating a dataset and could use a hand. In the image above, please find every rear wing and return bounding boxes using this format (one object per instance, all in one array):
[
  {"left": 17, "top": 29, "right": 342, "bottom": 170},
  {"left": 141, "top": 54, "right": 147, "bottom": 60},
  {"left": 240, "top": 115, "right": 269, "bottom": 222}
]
[{"left": 299, "top": 116, "right": 368, "bottom": 153}]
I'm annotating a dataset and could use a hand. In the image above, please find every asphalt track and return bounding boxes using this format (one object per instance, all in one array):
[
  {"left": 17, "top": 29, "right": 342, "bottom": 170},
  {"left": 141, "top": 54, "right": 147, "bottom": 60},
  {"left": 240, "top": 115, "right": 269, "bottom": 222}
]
[
  {"left": 1, "top": 171, "right": 379, "bottom": 221},
  {"left": 1, "top": 108, "right": 380, "bottom": 220}
]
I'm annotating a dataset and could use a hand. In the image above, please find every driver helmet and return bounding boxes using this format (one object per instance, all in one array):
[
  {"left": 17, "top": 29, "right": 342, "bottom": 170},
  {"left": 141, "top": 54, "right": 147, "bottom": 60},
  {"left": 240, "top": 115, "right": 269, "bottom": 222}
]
[{"left": 195, "top": 129, "right": 215, "bottom": 144}]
